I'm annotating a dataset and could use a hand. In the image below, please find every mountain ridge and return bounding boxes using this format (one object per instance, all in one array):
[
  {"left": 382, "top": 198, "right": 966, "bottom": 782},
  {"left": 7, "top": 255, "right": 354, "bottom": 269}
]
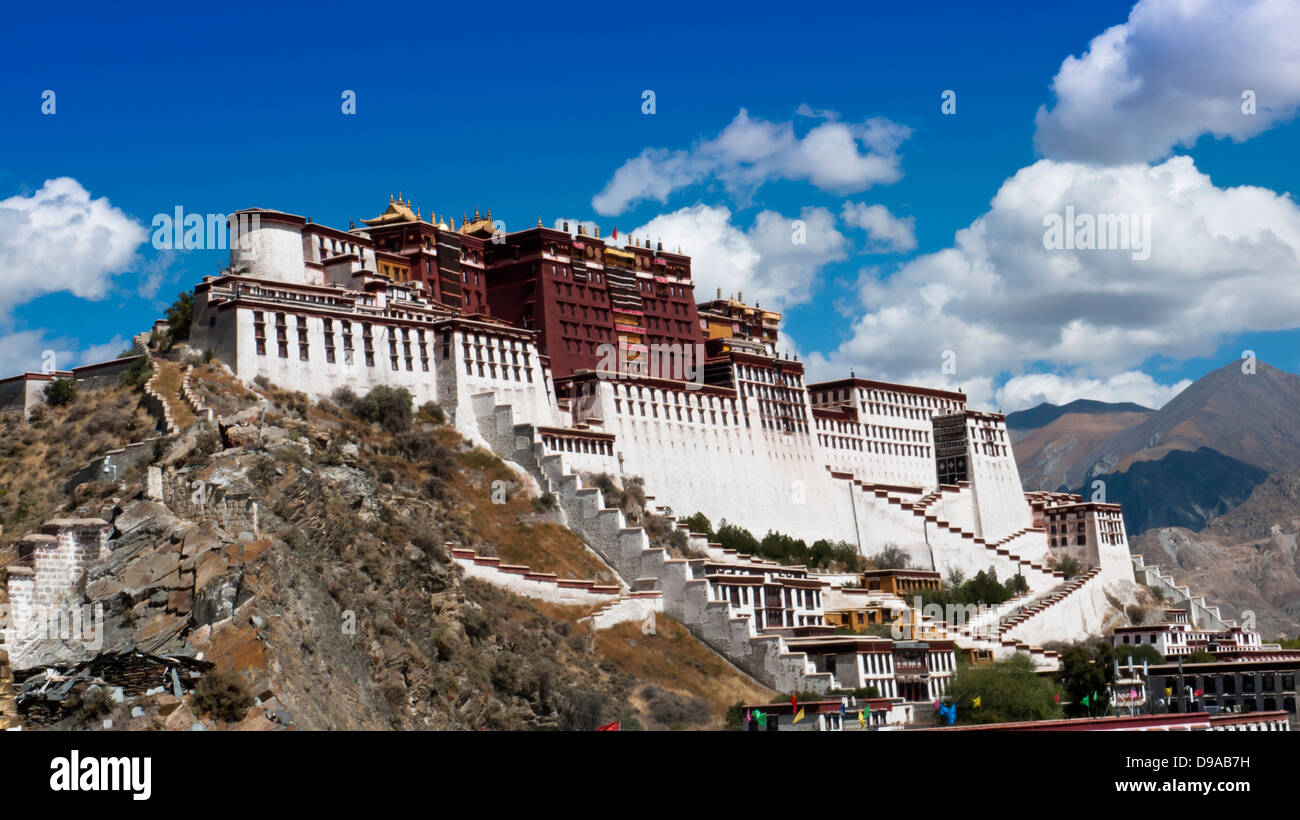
[{"left": 1006, "top": 398, "right": 1154, "bottom": 433}]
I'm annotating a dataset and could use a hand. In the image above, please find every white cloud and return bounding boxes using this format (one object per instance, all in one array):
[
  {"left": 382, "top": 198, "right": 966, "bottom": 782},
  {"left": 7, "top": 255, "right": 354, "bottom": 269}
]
[
  {"left": 592, "top": 108, "right": 911, "bottom": 215},
  {"left": 0, "top": 178, "right": 147, "bottom": 318},
  {"left": 809, "top": 155, "right": 1300, "bottom": 405},
  {"left": 1034, "top": 0, "right": 1300, "bottom": 163},
  {"left": 0, "top": 329, "right": 129, "bottom": 378},
  {"left": 840, "top": 201, "right": 917, "bottom": 252},
  {"left": 626, "top": 203, "right": 847, "bottom": 312},
  {"left": 994, "top": 370, "right": 1191, "bottom": 412}
]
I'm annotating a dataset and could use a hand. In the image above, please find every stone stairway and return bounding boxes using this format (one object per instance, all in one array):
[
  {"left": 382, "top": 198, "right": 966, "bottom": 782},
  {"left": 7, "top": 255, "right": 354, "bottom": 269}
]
[
  {"left": 1130, "top": 555, "right": 1234, "bottom": 630},
  {"left": 142, "top": 357, "right": 180, "bottom": 435},
  {"left": 939, "top": 590, "right": 1062, "bottom": 669},
  {"left": 849, "top": 478, "right": 1063, "bottom": 590},
  {"left": 179, "top": 364, "right": 214, "bottom": 424},
  {"left": 474, "top": 392, "right": 837, "bottom": 694},
  {"left": 995, "top": 568, "right": 1106, "bottom": 654}
]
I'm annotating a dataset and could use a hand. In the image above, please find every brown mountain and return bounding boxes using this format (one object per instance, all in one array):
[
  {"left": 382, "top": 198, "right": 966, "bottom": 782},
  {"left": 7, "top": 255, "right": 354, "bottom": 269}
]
[
  {"left": 1133, "top": 468, "right": 1300, "bottom": 639},
  {"left": 1015, "top": 360, "right": 1300, "bottom": 495},
  {"left": 1096, "top": 361, "right": 1300, "bottom": 476},
  {"left": 1013, "top": 408, "right": 1152, "bottom": 491}
]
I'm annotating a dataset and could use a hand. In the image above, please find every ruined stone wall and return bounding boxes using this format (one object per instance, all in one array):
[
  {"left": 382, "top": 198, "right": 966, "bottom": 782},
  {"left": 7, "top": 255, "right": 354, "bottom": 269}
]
[
  {"left": 156, "top": 469, "right": 259, "bottom": 535},
  {"left": 2, "top": 520, "right": 111, "bottom": 660}
]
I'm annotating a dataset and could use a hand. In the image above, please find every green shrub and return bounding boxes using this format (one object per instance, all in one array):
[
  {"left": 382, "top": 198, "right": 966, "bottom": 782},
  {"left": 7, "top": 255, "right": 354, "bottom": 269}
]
[
  {"left": 948, "top": 654, "right": 1062, "bottom": 724},
  {"left": 119, "top": 344, "right": 153, "bottom": 389},
  {"left": 1048, "top": 554, "right": 1082, "bottom": 579},
  {"left": 869, "top": 544, "right": 911, "bottom": 569},
  {"left": 44, "top": 378, "right": 76, "bottom": 407},
  {"left": 531, "top": 491, "right": 559, "bottom": 512},
  {"left": 346, "top": 385, "right": 414, "bottom": 434},
  {"left": 191, "top": 669, "right": 254, "bottom": 722},
  {"left": 417, "top": 402, "right": 446, "bottom": 425}
]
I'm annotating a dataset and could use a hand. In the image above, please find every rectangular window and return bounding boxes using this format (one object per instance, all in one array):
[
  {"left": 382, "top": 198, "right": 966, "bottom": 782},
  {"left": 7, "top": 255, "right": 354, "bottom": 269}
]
[
  {"left": 253, "top": 311, "right": 267, "bottom": 356},
  {"left": 275, "top": 313, "right": 288, "bottom": 358}
]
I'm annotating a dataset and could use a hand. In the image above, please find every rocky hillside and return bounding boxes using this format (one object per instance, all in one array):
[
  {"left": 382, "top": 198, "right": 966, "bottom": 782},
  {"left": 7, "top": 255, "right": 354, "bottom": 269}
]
[
  {"left": 1099, "top": 361, "right": 1300, "bottom": 476},
  {"left": 1075, "top": 447, "right": 1268, "bottom": 535},
  {"left": 1133, "top": 468, "right": 1300, "bottom": 639},
  {"left": 1, "top": 367, "right": 773, "bottom": 730},
  {"left": 1012, "top": 406, "right": 1152, "bottom": 491},
  {"left": 1013, "top": 361, "right": 1300, "bottom": 529}
]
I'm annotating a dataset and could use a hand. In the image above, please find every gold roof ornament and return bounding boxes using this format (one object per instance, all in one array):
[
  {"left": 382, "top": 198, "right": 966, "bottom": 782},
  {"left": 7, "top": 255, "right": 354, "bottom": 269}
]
[{"left": 361, "top": 195, "right": 419, "bottom": 226}]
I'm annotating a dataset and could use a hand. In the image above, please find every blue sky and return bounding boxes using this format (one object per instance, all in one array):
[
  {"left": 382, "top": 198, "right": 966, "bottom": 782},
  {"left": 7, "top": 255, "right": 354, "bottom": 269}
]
[{"left": 2, "top": 0, "right": 1298, "bottom": 410}]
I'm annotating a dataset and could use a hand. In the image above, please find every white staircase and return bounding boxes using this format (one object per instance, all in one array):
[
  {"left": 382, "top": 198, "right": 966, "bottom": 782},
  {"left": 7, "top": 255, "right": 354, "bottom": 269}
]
[{"left": 473, "top": 392, "right": 838, "bottom": 694}]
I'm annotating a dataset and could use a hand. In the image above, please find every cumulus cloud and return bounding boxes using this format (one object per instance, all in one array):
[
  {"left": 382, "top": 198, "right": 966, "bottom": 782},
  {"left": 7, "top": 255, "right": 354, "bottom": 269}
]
[
  {"left": 1034, "top": 0, "right": 1300, "bottom": 164},
  {"left": 994, "top": 370, "right": 1191, "bottom": 412},
  {"left": 840, "top": 201, "right": 917, "bottom": 252},
  {"left": 592, "top": 108, "right": 911, "bottom": 215},
  {"left": 624, "top": 203, "right": 847, "bottom": 312},
  {"left": 808, "top": 155, "right": 1300, "bottom": 407},
  {"left": 0, "top": 178, "right": 147, "bottom": 319}
]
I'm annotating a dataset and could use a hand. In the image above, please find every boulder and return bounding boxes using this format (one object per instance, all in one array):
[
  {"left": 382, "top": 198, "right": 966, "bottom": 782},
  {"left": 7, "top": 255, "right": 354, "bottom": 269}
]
[
  {"left": 183, "top": 520, "right": 224, "bottom": 558},
  {"left": 224, "top": 425, "right": 260, "bottom": 449},
  {"left": 194, "top": 550, "right": 230, "bottom": 592},
  {"left": 114, "top": 500, "right": 178, "bottom": 539},
  {"left": 121, "top": 549, "right": 182, "bottom": 597}
]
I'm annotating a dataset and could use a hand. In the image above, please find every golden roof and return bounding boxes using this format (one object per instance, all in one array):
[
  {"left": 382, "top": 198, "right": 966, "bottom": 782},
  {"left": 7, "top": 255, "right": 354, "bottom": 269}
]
[
  {"left": 361, "top": 195, "right": 419, "bottom": 227},
  {"left": 459, "top": 207, "right": 495, "bottom": 237}
]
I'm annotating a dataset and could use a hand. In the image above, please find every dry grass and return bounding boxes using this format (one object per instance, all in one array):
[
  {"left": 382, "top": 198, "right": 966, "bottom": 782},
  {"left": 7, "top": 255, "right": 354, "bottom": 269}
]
[
  {"left": 152, "top": 359, "right": 196, "bottom": 429},
  {"left": 445, "top": 446, "right": 617, "bottom": 584},
  {"left": 0, "top": 384, "right": 156, "bottom": 552},
  {"left": 187, "top": 362, "right": 263, "bottom": 416},
  {"left": 594, "top": 618, "right": 776, "bottom": 721}
]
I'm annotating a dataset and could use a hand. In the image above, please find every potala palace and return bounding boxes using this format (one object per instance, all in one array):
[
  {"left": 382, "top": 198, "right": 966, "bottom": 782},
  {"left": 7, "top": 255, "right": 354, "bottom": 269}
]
[
  {"left": 185, "top": 200, "right": 1147, "bottom": 668},
  {"left": 18, "top": 195, "right": 1256, "bottom": 723}
]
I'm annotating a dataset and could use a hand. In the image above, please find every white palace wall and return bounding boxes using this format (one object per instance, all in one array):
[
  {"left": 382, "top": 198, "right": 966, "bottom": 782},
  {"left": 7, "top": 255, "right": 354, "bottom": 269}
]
[
  {"left": 188, "top": 217, "right": 1135, "bottom": 602},
  {"left": 584, "top": 379, "right": 862, "bottom": 545}
]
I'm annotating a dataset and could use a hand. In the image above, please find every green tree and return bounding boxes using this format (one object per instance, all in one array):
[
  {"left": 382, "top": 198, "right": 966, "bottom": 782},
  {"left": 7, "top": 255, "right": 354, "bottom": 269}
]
[
  {"left": 714, "top": 521, "right": 760, "bottom": 555},
  {"left": 44, "top": 378, "right": 76, "bottom": 407},
  {"left": 1185, "top": 649, "right": 1216, "bottom": 663},
  {"left": 759, "top": 530, "right": 808, "bottom": 565},
  {"left": 946, "top": 654, "right": 1061, "bottom": 724},
  {"left": 1115, "top": 644, "right": 1164, "bottom": 665},
  {"left": 869, "top": 544, "right": 911, "bottom": 569},
  {"left": 165, "top": 291, "right": 194, "bottom": 342},
  {"left": 681, "top": 512, "right": 713, "bottom": 538},
  {"left": 723, "top": 701, "right": 748, "bottom": 731},
  {"left": 1057, "top": 644, "right": 1111, "bottom": 717}
]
